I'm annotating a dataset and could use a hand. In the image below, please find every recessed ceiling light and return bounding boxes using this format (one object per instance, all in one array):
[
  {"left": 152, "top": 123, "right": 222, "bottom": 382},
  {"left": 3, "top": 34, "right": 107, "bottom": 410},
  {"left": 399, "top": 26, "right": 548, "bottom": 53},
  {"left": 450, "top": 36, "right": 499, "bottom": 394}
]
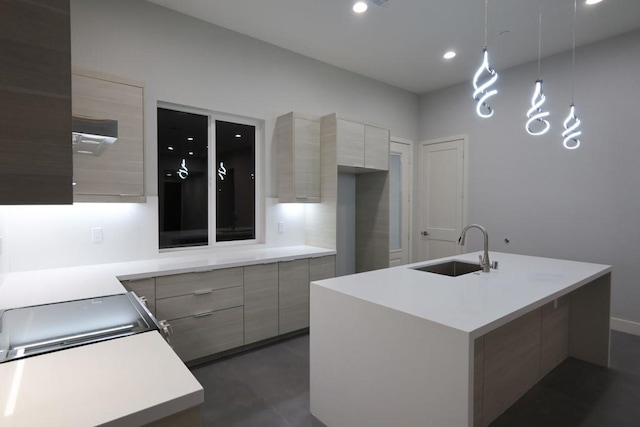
[
  {"left": 585, "top": 0, "right": 602, "bottom": 4},
  {"left": 188, "top": 151, "right": 194, "bottom": 155},
  {"left": 168, "top": 146, "right": 174, "bottom": 151},
  {"left": 353, "top": 1, "right": 368, "bottom": 13},
  {"left": 235, "top": 134, "right": 241, "bottom": 138},
  {"left": 187, "top": 137, "right": 194, "bottom": 141},
  {"left": 443, "top": 51, "right": 457, "bottom": 59},
  {"left": 166, "top": 173, "right": 172, "bottom": 177}
]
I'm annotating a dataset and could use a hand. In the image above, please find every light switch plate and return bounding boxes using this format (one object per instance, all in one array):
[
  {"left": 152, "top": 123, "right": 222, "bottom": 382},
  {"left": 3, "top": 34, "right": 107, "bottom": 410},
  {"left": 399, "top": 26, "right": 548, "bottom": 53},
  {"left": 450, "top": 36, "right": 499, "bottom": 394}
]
[
  {"left": 91, "top": 227, "right": 103, "bottom": 243},
  {"left": 278, "top": 221, "right": 284, "bottom": 234}
]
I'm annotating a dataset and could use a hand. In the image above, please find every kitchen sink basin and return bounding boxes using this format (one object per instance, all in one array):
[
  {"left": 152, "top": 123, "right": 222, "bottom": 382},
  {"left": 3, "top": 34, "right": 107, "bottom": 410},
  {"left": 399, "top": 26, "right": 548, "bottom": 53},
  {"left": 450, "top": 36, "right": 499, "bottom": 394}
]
[{"left": 412, "top": 260, "right": 482, "bottom": 277}]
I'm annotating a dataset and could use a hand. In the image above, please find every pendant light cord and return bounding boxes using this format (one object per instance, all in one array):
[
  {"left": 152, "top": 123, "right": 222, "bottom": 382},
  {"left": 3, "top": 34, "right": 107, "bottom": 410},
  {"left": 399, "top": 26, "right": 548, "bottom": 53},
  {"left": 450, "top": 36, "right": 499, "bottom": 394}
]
[
  {"left": 571, "top": 0, "right": 577, "bottom": 102},
  {"left": 484, "top": 0, "right": 489, "bottom": 48},
  {"left": 537, "top": 2, "right": 543, "bottom": 78}
]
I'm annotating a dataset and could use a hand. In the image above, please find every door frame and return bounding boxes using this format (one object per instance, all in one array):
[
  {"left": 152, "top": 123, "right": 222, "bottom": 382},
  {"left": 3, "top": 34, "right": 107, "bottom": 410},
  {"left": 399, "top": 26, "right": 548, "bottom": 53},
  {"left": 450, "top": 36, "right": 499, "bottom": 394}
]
[
  {"left": 390, "top": 136, "right": 414, "bottom": 265},
  {"left": 418, "top": 134, "right": 469, "bottom": 260}
]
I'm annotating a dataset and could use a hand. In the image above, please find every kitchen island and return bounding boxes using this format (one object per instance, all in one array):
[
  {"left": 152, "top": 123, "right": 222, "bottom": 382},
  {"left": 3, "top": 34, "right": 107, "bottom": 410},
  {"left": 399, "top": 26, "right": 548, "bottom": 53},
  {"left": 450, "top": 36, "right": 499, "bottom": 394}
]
[{"left": 310, "top": 252, "right": 611, "bottom": 427}]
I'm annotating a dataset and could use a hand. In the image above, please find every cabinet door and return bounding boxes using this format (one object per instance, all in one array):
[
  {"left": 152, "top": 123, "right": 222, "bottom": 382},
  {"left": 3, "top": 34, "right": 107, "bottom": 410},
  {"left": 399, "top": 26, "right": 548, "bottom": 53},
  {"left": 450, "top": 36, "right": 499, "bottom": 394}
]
[
  {"left": 121, "top": 278, "right": 156, "bottom": 315},
  {"left": 72, "top": 71, "right": 144, "bottom": 201},
  {"left": 336, "top": 119, "right": 365, "bottom": 168},
  {"left": 0, "top": 0, "right": 72, "bottom": 205},
  {"left": 277, "top": 113, "right": 320, "bottom": 203},
  {"left": 310, "top": 256, "right": 336, "bottom": 282},
  {"left": 279, "top": 259, "right": 310, "bottom": 334},
  {"left": 156, "top": 267, "right": 244, "bottom": 299},
  {"left": 364, "top": 124, "right": 390, "bottom": 171},
  {"left": 169, "top": 306, "right": 244, "bottom": 362},
  {"left": 244, "top": 263, "right": 279, "bottom": 344}
]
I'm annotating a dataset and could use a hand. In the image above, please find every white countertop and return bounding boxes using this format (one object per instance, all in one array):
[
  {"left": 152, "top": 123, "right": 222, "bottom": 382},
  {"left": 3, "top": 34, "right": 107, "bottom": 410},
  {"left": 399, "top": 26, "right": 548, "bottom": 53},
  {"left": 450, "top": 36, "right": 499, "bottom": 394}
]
[
  {"left": 0, "top": 331, "right": 202, "bottom": 427},
  {"left": 0, "top": 245, "right": 335, "bottom": 310},
  {"left": 0, "top": 245, "right": 334, "bottom": 426},
  {"left": 312, "top": 252, "right": 611, "bottom": 338}
]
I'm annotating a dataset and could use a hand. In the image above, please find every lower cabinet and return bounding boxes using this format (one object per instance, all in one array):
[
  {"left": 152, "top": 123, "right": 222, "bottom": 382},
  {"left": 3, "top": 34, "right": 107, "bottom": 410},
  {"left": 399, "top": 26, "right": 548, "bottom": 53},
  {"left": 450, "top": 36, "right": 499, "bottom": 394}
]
[
  {"left": 244, "top": 263, "right": 279, "bottom": 344},
  {"left": 279, "top": 259, "right": 311, "bottom": 334},
  {"left": 170, "top": 306, "right": 244, "bottom": 362},
  {"left": 121, "top": 255, "right": 336, "bottom": 363}
]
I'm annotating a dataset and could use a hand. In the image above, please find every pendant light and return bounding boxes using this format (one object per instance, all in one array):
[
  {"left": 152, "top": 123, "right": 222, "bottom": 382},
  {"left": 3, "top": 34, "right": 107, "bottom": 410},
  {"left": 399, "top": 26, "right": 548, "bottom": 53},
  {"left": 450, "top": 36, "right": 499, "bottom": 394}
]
[
  {"left": 525, "top": 3, "right": 550, "bottom": 136},
  {"left": 472, "top": 0, "right": 499, "bottom": 118},
  {"left": 562, "top": 0, "right": 582, "bottom": 149}
]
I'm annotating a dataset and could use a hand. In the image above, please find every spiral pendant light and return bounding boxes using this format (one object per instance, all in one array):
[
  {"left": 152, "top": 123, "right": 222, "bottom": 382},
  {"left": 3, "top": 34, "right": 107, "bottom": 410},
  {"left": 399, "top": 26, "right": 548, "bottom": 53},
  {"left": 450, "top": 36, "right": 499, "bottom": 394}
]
[
  {"left": 472, "top": 0, "right": 498, "bottom": 118},
  {"left": 563, "top": 0, "right": 583, "bottom": 149},
  {"left": 525, "top": 4, "right": 550, "bottom": 136}
]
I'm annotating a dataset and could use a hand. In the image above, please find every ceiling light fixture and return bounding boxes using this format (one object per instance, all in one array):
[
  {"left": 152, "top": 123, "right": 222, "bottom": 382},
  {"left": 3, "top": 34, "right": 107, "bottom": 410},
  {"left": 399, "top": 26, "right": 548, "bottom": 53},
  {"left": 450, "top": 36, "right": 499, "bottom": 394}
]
[
  {"left": 188, "top": 151, "right": 194, "bottom": 155},
  {"left": 525, "top": 2, "right": 550, "bottom": 136},
  {"left": 234, "top": 134, "right": 241, "bottom": 138},
  {"left": 177, "top": 159, "right": 189, "bottom": 179},
  {"left": 353, "top": 1, "right": 368, "bottom": 13},
  {"left": 472, "top": 0, "right": 499, "bottom": 118},
  {"left": 167, "top": 146, "right": 174, "bottom": 151},
  {"left": 562, "top": 0, "right": 583, "bottom": 150},
  {"left": 585, "top": 0, "right": 602, "bottom": 5},
  {"left": 187, "top": 137, "right": 194, "bottom": 141},
  {"left": 443, "top": 51, "right": 456, "bottom": 59}
]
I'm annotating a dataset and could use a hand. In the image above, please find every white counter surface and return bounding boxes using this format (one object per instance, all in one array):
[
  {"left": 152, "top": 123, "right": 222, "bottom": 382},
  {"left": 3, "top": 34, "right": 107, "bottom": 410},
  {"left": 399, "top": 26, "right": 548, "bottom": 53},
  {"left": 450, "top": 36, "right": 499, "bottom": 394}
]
[
  {"left": 313, "top": 251, "right": 611, "bottom": 337},
  {"left": 0, "top": 245, "right": 335, "bottom": 310},
  {"left": 0, "top": 245, "right": 333, "bottom": 426}
]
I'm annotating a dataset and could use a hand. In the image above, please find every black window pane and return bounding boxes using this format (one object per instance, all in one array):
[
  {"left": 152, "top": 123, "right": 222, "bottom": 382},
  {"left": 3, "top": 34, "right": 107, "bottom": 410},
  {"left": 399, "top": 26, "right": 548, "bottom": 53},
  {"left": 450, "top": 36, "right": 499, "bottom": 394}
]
[
  {"left": 215, "top": 120, "right": 255, "bottom": 242},
  {"left": 158, "top": 108, "right": 209, "bottom": 249}
]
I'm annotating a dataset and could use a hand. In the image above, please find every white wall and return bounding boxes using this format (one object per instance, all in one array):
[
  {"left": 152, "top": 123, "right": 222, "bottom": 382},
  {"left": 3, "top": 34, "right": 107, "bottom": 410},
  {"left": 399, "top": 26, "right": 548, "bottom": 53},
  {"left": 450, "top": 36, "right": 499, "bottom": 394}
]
[
  {"left": 418, "top": 30, "right": 640, "bottom": 324},
  {"left": 0, "top": 0, "right": 417, "bottom": 272}
]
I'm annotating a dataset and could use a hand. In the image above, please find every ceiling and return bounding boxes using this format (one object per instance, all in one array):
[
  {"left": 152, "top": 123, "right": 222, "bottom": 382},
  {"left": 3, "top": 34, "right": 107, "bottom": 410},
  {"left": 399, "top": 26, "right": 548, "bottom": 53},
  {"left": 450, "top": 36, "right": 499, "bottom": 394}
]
[{"left": 147, "top": 0, "right": 640, "bottom": 94}]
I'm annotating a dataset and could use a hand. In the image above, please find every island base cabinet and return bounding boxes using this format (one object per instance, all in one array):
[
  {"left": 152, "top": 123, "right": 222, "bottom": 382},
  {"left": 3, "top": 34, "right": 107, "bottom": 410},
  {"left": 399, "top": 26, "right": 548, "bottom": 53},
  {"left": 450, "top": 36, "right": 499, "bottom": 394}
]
[{"left": 169, "top": 307, "right": 244, "bottom": 362}]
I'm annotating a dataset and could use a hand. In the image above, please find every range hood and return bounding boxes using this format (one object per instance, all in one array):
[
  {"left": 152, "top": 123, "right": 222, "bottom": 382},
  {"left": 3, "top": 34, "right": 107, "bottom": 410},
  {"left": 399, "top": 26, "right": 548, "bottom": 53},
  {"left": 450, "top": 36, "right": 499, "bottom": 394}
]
[{"left": 72, "top": 116, "right": 118, "bottom": 156}]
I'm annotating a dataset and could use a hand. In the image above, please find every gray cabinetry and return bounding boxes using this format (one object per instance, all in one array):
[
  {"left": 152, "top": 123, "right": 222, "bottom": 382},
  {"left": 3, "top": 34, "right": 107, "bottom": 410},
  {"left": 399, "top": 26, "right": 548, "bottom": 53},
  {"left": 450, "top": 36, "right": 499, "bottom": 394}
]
[
  {"left": 244, "top": 263, "right": 279, "bottom": 344},
  {"left": 0, "top": 0, "right": 72, "bottom": 204},
  {"left": 310, "top": 256, "right": 336, "bottom": 282},
  {"left": 278, "top": 259, "right": 310, "bottom": 334},
  {"left": 364, "top": 124, "right": 390, "bottom": 170},
  {"left": 277, "top": 112, "right": 321, "bottom": 203},
  {"left": 121, "top": 277, "right": 156, "bottom": 315},
  {"left": 155, "top": 268, "right": 244, "bottom": 362}
]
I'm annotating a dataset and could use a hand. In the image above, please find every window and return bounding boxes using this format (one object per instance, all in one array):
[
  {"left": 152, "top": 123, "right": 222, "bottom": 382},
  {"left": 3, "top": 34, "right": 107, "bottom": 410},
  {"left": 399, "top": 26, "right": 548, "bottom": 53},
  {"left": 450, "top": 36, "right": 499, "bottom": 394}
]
[{"left": 157, "top": 106, "right": 258, "bottom": 249}]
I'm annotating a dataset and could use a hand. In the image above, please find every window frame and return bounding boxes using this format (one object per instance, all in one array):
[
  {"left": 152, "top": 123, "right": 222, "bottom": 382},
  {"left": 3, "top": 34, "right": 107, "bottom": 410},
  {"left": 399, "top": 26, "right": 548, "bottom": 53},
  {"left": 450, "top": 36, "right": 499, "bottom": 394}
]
[{"left": 157, "top": 101, "right": 264, "bottom": 252}]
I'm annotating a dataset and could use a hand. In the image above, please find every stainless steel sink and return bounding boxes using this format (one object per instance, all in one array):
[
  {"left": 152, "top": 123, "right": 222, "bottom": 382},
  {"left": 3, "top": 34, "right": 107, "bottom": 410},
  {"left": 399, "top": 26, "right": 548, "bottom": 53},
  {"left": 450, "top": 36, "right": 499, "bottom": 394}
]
[{"left": 412, "top": 260, "right": 482, "bottom": 277}]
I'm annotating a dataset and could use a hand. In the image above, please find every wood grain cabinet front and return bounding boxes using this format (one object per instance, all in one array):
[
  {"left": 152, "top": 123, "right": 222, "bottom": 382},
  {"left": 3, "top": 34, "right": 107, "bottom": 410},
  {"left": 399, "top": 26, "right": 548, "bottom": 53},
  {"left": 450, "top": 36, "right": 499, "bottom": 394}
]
[
  {"left": 71, "top": 70, "right": 144, "bottom": 202},
  {"left": 278, "top": 259, "right": 310, "bottom": 334},
  {"left": 244, "top": 263, "right": 279, "bottom": 344},
  {"left": 0, "top": 0, "right": 73, "bottom": 204},
  {"left": 155, "top": 267, "right": 244, "bottom": 362},
  {"left": 277, "top": 112, "right": 321, "bottom": 203}
]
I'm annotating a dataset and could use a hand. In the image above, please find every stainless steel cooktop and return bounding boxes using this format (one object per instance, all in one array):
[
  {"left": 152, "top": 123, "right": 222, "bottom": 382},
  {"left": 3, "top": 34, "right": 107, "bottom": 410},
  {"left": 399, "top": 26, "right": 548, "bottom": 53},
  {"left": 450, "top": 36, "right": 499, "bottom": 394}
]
[{"left": 0, "top": 292, "right": 161, "bottom": 363}]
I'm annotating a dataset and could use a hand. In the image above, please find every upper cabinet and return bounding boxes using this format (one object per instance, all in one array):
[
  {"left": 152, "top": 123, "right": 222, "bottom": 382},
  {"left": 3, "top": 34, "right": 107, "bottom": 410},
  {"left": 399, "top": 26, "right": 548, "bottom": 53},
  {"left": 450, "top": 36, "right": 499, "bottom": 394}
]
[
  {"left": 0, "top": 0, "right": 73, "bottom": 205},
  {"left": 276, "top": 112, "right": 321, "bottom": 203},
  {"left": 321, "top": 114, "right": 389, "bottom": 172},
  {"left": 72, "top": 70, "right": 145, "bottom": 202}
]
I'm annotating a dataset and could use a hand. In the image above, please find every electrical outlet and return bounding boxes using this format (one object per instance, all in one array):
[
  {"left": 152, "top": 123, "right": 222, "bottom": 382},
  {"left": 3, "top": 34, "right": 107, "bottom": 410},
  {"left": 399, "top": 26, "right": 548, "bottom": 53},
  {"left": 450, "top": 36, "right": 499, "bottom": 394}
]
[
  {"left": 278, "top": 221, "right": 285, "bottom": 234},
  {"left": 91, "top": 227, "right": 103, "bottom": 243}
]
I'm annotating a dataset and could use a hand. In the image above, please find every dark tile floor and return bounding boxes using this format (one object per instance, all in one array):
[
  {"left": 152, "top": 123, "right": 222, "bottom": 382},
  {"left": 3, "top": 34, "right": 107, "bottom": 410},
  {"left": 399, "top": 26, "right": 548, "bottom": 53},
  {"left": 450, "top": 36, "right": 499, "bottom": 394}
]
[{"left": 191, "top": 330, "right": 640, "bottom": 427}]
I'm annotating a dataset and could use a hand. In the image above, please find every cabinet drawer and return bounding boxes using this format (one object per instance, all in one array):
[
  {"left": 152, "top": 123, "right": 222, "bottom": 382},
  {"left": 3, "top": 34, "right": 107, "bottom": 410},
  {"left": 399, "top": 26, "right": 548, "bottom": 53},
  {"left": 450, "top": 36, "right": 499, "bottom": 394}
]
[
  {"left": 156, "top": 285, "right": 243, "bottom": 321},
  {"left": 121, "top": 277, "right": 156, "bottom": 316},
  {"left": 169, "top": 306, "right": 244, "bottom": 362},
  {"left": 156, "top": 267, "right": 243, "bottom": 299},
  {"left": 310, "top": 256, "right": 336, "bottom": 281}
]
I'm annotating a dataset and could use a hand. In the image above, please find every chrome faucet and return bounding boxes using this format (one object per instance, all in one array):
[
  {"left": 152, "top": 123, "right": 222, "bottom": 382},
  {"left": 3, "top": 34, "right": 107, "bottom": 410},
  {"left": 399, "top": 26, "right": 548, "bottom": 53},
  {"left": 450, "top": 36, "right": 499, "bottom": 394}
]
[{"left": 458, "top": 224, "right": 492, "bottom": 273}]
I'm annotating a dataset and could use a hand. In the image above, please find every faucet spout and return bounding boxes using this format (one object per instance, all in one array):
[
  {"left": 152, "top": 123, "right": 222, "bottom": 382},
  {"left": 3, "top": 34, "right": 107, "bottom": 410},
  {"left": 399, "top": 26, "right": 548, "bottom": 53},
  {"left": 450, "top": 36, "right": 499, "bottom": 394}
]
[{"left": 458, "top": 224, "right": 491, "bottom": 273}]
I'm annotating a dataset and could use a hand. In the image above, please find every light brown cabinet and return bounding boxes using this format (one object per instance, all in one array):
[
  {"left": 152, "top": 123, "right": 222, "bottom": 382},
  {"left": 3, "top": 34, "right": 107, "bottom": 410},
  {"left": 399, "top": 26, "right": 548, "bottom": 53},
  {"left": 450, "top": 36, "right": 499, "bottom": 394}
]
[
  {"left": 279, "top": 259, "right": 310, "bottom": 334},
  {"left": 244, "top": 263, "right": 279, "bottom": 344},
  {"left": 277, "top": 112, "right": 321, "bottom": 203},
  {"left": 0, "top": 0, "right": 73, "bottom": 205},
  {"left": 72, "top": 70, "right": 144, "bottom": 202},
  {"left": 155, "top": 268, "right": 244, "bottom": 362},
  {"left": 322, "top": 114, "right": 389, "bottom": 172}
]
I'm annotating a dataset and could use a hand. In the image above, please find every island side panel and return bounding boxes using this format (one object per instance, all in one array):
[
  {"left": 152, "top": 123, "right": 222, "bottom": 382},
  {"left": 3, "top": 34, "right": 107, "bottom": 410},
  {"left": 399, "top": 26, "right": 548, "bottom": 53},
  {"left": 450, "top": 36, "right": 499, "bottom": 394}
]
[
  {"left": 310, "top": 284, "right": 473, "bottom": 427},
  {"left": 569, "top": 272, "right": 611, "bottom": 367}
]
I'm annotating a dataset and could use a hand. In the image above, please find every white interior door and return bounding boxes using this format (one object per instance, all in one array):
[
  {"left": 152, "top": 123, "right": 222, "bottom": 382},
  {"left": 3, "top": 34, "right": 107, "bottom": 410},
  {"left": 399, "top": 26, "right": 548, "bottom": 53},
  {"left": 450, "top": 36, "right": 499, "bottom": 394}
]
[
  {"left": 389, "top": 140, "right": 412, "bottom": 267},
  {"left": 419, "top": 138, "right": 465, "bottom": 261}
]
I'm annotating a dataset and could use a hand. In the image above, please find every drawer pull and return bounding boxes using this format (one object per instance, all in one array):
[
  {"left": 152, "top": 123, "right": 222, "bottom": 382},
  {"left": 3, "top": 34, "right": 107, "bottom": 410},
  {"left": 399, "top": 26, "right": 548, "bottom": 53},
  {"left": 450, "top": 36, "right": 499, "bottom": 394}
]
[
  {"left": 193, "top": 289, "right": 213, "bottom": 296},
  {"left": 194, "top": 311, "right": 214, "bottom": 318}
]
